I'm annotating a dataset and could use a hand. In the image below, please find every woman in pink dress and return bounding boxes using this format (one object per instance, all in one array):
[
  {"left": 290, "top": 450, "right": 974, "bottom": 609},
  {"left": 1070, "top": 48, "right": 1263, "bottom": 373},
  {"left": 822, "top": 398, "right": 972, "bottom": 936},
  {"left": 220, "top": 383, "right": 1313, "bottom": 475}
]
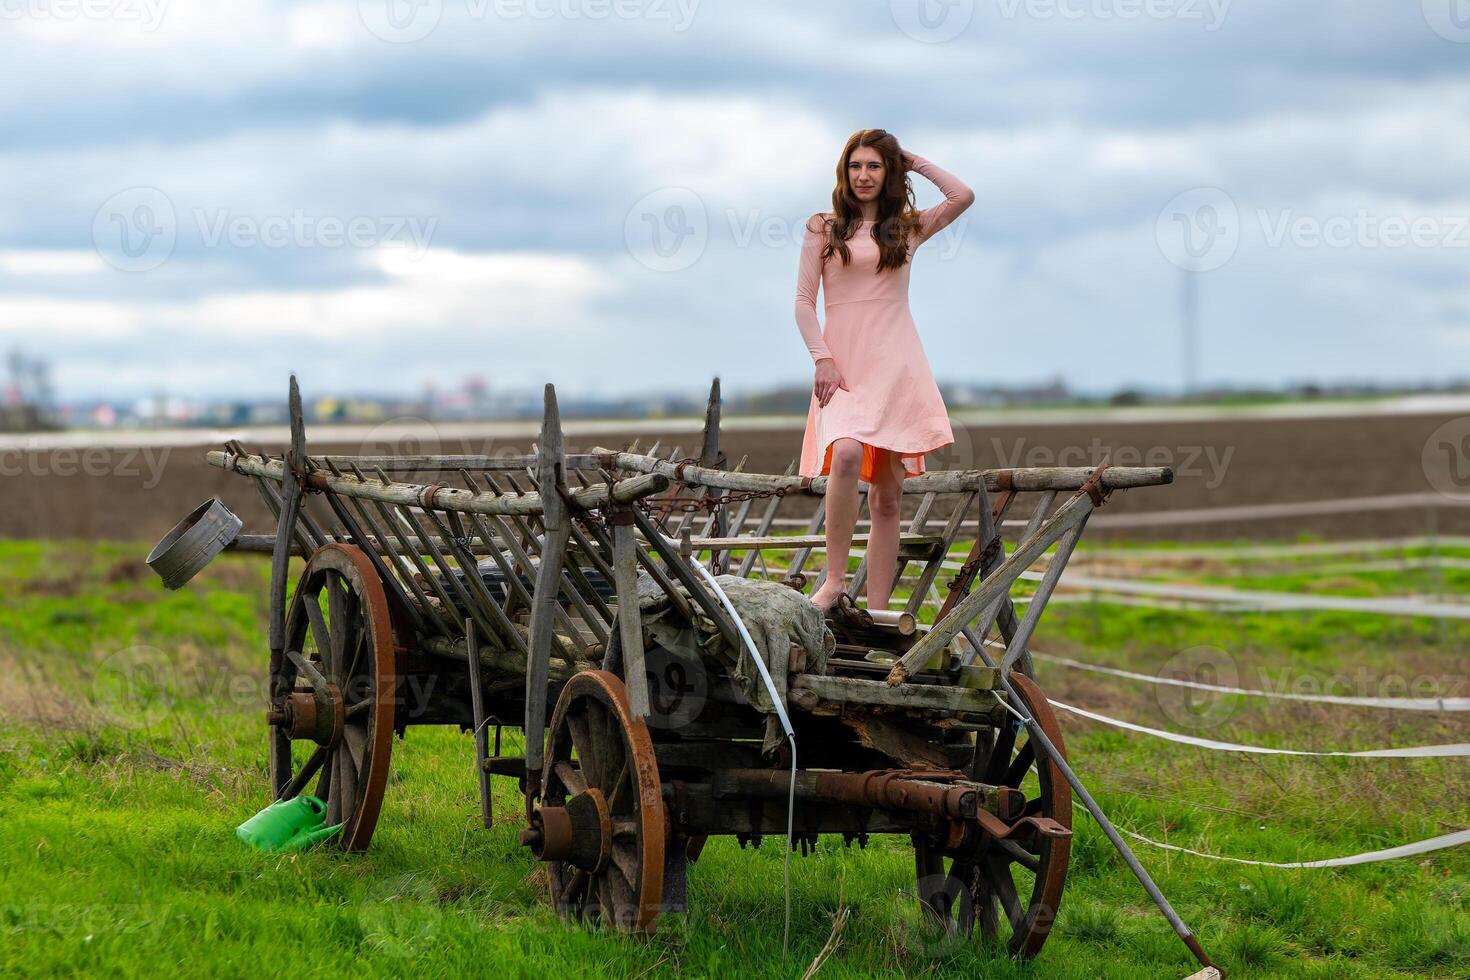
[{"left": 794, "top": 128, "right": 975, "bottom": 612}]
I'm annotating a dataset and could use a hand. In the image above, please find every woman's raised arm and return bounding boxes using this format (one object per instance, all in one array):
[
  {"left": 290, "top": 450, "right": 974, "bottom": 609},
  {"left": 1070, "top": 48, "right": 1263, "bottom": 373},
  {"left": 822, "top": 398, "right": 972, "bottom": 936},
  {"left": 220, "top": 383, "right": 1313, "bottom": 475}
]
[
  {"left": 794, "top": 213, "right": 832, "bottom": 363},
  {"left": 908, "top": 153, "right": 975, "bottom": 245}
]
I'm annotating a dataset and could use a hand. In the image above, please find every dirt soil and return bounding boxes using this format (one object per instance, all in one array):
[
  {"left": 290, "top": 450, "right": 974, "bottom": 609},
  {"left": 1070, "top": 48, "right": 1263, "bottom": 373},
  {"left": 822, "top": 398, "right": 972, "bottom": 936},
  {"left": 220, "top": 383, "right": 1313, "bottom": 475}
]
[{"left": 2, "top": 410, "right": 1465, "bottom": 542}]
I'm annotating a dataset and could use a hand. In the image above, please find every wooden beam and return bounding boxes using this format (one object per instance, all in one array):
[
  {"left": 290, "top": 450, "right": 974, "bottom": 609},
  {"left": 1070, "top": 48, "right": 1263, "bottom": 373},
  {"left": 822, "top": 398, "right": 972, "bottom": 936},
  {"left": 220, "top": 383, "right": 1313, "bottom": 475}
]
[
  {"left": 209, "top": 450, "right": 668, "bottom": 517},
  {"left": 594, "top": 449, "right": 1173, "bottom": 495},
  {"left": 791, "top": 673, "right": 1000, "bottom": 712}
]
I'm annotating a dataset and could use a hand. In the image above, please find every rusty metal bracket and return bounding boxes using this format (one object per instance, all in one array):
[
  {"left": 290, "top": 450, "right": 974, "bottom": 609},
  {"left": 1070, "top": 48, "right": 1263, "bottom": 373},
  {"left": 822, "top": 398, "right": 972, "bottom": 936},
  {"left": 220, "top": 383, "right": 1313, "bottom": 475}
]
[
  {"left": 1077, "top": 461, "right": 1113, "bottom": 507},
  {"left": 604, "top": 503, "right": 637, "bottom": 526},
  {"left": 286, "top": 449, "right": 323, "bottom": 493},
  {"left": 974, "top": 808, "right": 1072, "bottom": 842},
  {"left": 418, "top": 483, "right": 448, "bottom": 509}
]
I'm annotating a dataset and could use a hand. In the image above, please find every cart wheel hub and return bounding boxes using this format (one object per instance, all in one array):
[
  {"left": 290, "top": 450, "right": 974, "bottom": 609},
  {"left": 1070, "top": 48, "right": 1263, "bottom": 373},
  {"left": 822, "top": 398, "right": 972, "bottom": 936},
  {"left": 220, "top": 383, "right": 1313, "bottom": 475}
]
[
  {"left": 268, "top": 688, "right": 343, "bottom": 747},
  {"left": 522, "top": 788, "right": 611, "bottom": 873}
]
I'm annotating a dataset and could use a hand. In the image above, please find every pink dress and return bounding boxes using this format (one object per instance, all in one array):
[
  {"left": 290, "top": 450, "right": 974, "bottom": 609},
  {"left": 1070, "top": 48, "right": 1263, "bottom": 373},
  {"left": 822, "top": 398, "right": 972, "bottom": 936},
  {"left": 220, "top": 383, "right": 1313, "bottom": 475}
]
[{"left": 796, "top": 154, "right": 976, "bottom": 485}]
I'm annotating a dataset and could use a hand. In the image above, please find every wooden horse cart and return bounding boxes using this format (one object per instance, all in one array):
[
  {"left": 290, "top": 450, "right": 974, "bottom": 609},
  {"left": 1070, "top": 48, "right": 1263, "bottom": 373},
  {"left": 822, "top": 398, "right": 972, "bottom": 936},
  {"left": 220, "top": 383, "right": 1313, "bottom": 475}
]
[{"left": 149, "top": 376, "right": 1176, "bottom": 959}]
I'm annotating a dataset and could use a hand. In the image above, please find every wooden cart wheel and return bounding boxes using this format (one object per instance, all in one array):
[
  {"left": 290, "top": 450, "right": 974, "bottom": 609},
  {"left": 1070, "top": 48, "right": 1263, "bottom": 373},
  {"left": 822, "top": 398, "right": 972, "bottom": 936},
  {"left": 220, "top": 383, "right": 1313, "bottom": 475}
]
[
  {"left": 913, "top": 673, "right": 1071, "bottom": 958},
  {"left": 539, "top": 670, "right": 666, "bottom": 934},
  {"left": 269, "top": 543, "right": 396, "bottom": 852}
]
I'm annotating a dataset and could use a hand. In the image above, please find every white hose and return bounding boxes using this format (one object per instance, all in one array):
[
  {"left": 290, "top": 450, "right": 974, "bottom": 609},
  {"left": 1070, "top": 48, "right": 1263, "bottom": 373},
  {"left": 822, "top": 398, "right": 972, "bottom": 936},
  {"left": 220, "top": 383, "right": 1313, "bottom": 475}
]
[{"left": 679, "top": 555, "right": 798, "bottom": 958}]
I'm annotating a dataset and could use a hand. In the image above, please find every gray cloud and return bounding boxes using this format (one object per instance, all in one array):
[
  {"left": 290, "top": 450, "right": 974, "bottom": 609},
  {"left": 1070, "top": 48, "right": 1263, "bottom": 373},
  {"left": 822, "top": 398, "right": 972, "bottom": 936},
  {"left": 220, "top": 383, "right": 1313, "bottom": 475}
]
[{"left": 1, "top": 0, "right": 1468, "bottom": 400}]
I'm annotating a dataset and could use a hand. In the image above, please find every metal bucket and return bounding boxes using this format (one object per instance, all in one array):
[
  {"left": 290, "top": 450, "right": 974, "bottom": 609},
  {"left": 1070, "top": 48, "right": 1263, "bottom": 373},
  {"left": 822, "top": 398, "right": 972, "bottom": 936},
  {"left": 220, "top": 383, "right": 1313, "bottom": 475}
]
[{"left": 147, "top": 497, "right": 243, "bottom": 590}]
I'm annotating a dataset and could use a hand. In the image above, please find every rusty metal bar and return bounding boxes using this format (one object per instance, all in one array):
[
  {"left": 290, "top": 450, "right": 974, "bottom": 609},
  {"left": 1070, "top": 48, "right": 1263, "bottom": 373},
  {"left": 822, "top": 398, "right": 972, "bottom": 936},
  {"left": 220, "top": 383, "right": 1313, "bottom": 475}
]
[{"left": 713, "top": 768, "right": 1027, "bottom": 821}]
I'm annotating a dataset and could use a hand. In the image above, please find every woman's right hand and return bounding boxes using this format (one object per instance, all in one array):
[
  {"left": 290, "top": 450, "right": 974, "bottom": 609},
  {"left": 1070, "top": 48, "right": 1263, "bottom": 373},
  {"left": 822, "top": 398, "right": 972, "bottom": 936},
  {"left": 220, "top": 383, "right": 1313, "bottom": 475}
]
[{"left": 814, "top": 357, "right": 848, "bottom": 407}]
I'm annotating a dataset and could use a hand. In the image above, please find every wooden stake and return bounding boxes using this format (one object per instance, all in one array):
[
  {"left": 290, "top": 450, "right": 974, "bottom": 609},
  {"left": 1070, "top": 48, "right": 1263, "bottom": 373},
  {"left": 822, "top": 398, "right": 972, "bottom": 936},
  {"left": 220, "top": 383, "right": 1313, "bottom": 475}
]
[
  {"left": 612, "top": 510, "right": 650, "bottom": 718},
  {"left": 524, "top": 384, "right": 569, "bottom": 786},
  {"left": 267, "top": 375, "right": 306, "bottom": 795}
]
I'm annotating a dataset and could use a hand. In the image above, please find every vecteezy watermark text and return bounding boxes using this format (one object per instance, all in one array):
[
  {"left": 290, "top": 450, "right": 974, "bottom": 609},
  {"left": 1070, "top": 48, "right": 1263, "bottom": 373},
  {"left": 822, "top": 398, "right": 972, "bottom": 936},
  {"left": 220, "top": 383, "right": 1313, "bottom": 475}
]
[
  {"left": 990, "top": 437, "right": 1234, "bottom": 488},
  {"left": 1157, "top": 186, "right": 1470, "bottom": 272},
  {"left": 0, "top": 446, "right": 171, "bottom": 488},
  {"left": 0, "top": 0, "right": 167, "bottom": 30},
  {"left": 195, "top": 209, "right": 437, "bottom": 257},
  {"left": 994, "top": 0, "right": 1230, "bottom": 29},
  {"left": 92, "top": 187, "right": 438, "bottom": 273},
  {"left": 624, "top": 192, "right": 972, "bottom": 273},
  {"left": 890, "top": 0, "right": 1230, "bottom": 43},
  {"left": 357, "top": 0, "right": 701, "bottom": 44}
]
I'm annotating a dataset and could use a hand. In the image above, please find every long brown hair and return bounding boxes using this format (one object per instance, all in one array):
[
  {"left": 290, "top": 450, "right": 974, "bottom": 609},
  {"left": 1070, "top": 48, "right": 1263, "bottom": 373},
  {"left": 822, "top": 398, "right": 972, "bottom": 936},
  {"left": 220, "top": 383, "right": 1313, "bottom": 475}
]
[{"left": 807, "top": 128, "right": 921, "bottom": 272}]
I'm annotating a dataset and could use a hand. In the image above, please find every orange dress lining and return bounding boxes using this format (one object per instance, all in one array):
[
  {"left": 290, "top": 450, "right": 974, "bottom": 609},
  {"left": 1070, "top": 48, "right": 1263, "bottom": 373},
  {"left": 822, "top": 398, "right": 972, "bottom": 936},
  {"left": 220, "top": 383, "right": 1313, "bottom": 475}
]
[{"left": 817, "top": 440, "right": 925, "bottom": 486}]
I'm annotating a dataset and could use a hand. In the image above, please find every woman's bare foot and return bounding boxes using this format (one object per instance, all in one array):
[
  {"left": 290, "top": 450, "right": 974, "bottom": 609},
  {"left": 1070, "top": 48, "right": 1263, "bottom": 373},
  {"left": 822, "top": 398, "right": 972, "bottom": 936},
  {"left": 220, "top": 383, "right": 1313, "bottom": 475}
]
[{"left": 808, "top": 577, "right": 846, "bottom": 612}]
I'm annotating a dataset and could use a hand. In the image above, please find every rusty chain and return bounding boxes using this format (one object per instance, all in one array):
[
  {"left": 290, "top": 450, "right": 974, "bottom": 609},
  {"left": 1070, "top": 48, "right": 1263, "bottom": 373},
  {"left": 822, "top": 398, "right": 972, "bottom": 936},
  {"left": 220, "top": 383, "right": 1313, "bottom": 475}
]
[
  {"left": 946, "top": 534, "right": 1003, "bottom": 593},
  {"left": 634, "top": 483, "right": 801, "bottom": 515}
]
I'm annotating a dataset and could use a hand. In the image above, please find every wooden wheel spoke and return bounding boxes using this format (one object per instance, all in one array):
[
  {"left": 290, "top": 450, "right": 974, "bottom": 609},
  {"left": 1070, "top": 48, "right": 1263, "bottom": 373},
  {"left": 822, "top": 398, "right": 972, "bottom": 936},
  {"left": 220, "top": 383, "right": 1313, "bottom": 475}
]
[
  {"left": 610, "top": 818, "right": 638, "bottom": 839},
  {"left": 978, "top": 886, "right": 1000, "bottom": 939},
  {"left": 984, "top": 723, "right": 1018, "bottom": 785},
  {"left": 344, "top": 623, "right": 367, "bottom": 684},
  {"left": 562, "top": 869, "right": 590, "bottom": 906},
  {"left": 605, "top": 755, "right": 632, "bottom": 812},
  {"left": 269, "top": 727, "right": 293, "bottom": 798},
  {"left": 566, "top": 713, "right": 601, "bottom": 786},
  {"left": 278, "top": 743, "right": 328, "bottom": 801},
  {"left": 327, "top": 577, "right": 351, "bottom": 678},
  {"left": 336, "top": 741, "right": 359, "bottom": 811},
  {"left": 987, "top": 853, "right": 1024, "bottom": 931},
  {"left": 553, "top": 760, "right": 587, "bottom": 796},
  {"left": 601, "top": 856, "right": 636, "bottom": 926},
  {"left": 343, "top": 724, "right": 367, "bottom": 771},
  {"left": 320, "top": 751, "right": 337, "bottom": 821},
  {"left": 1004, "top": 740, "right": 1036, "bottom": 788},
  {"left": 590, "top": 699, "right": 624, "bottom": 794},
  {"left": 594, "top": 877, "right": 615, "bottom": 924},
  {"left": 303, "top": 596, "right": 334, "bottom": 675},
  {"left": 993, "top": 837, "right": 1042, "bottom": 872},
  {"left": 610, "top": 844, "right": 640, "bottom": 889}
]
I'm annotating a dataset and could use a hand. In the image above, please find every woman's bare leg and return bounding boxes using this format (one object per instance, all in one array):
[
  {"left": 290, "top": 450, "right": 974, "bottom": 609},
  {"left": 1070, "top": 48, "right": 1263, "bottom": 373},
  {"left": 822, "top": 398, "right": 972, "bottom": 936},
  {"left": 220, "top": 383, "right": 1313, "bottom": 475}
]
[
  {"left": 865, "top": 449, "right": 906, "bottom": 611},
  {"left": 809, "top": 438, "right": 863, "bottom": 611}
]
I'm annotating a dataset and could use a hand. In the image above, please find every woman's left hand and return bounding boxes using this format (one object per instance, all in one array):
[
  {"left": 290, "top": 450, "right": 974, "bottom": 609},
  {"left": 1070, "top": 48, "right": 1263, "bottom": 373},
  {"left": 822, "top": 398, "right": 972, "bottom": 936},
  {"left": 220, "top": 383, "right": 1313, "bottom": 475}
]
[{"left": 900, "top": 149, "right": 916, "bottom": 172}]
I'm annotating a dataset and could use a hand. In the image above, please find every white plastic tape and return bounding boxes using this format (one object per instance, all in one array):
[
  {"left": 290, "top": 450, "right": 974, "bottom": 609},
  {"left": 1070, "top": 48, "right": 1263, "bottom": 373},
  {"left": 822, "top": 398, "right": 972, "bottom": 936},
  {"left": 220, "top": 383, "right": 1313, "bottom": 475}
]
[
  {"left": 1117, "top": 823, "right": 1470, "bottom": 868},
  {"left": 681, "top": 555, "right": 798, "bottom": 956},
  {"left": 1050, "top": 700, "right": 1470, "bottom": 758},
  {"left": 1033, "top": 651, "right": 1470, "bottom": 713},
  {"left": 949, "top": 561, "right": 1470, "bottom": 620}
]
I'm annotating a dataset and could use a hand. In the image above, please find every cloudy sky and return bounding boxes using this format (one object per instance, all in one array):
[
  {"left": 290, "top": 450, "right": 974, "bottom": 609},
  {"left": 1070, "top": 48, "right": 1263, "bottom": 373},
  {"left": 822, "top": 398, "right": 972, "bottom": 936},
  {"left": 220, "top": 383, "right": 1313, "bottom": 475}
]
[{"left": 3, "top": 1, "right": 1469, "bottom": 403}]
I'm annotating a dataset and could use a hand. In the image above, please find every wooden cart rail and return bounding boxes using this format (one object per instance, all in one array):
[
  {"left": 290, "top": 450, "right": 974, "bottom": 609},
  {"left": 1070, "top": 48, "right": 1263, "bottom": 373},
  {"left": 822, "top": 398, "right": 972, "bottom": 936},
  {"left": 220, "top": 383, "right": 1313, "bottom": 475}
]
[
  {"left": 593, "top": 447, "right": 1173, "bottom": 495},
  {"left": 208, "top": 449, "right": 668, "bottom": 517}
]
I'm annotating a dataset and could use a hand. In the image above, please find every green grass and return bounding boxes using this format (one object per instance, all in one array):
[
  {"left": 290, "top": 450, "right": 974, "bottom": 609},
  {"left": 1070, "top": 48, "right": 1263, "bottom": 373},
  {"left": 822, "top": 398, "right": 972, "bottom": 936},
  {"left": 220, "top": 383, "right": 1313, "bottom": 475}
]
[{"left": 1, "top": 540, "right": 1467, "bottom": 978}]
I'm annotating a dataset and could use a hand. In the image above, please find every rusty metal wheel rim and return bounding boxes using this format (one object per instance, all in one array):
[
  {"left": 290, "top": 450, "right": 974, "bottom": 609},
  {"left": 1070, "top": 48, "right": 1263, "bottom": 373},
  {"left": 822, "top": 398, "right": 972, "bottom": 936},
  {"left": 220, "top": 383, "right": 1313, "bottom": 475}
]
[
  {"left": 272, "top": 544, "right": 396, "bottom": 852},
  {"left": 542, "top": 669, "right": 666, "bottom": 934},
  {"left": 913, "top": 672, "right": 1071, "bottom": 959}
]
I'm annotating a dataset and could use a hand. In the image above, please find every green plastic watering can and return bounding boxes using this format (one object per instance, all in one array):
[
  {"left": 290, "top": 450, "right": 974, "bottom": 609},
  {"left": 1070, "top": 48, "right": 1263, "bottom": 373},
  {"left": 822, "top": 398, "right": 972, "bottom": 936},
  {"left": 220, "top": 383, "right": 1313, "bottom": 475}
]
[{"left": 236, "top": 795, "right": 343, "bottom": 853}]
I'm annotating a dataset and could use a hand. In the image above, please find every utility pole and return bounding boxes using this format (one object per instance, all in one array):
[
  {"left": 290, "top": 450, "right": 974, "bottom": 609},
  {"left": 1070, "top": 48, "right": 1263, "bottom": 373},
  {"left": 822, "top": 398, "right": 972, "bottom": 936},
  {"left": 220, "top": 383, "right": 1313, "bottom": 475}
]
[{"left": 1181, "top": 267, "right": 1199, "bottom": 397}]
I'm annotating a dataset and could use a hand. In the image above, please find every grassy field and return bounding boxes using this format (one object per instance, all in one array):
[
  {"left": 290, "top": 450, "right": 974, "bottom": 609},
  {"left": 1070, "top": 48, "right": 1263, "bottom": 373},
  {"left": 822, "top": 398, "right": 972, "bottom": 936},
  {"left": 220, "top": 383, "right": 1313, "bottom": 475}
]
[{"left": 1, "top": 539, "right": 1468, "bottom": 978}]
